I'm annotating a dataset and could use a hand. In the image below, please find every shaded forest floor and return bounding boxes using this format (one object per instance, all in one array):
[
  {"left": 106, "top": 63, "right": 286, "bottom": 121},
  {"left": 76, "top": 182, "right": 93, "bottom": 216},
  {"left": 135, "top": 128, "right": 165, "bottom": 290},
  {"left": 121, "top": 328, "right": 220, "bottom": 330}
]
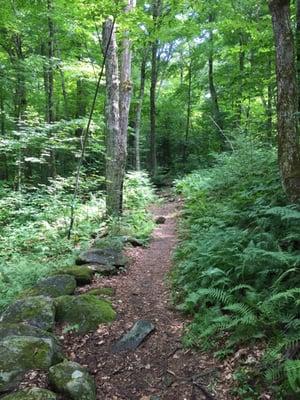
[{"left": 24, "top": 195, "right": 241, "bottom": 399}]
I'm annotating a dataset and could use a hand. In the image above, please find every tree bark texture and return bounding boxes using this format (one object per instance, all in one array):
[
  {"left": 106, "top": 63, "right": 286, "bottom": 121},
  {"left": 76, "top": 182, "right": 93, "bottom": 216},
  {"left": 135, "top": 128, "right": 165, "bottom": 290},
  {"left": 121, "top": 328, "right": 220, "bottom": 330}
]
[
  {"left": 208, "top": 14, "right": 225, "bottom": 149},
  {"left": 134, "top": 53, "right": 147, "bottom": 170},
  {"left": 103, "top": 18, "right": 122, "bottom": 216},
  {"left": 149, "top": 0, "right": 161, "bottom": 176},
  {"left": 182, "top": 58, "right": 192, "bottom": 163},
  {"left": 296, "top": 0, "right": 300, "bottom": 115},
  {"left": 269, "top": 0, "right": 300, "bottom": 201},
  {"left": 119, "top": 0, "right": 136, "bottom": 185}
]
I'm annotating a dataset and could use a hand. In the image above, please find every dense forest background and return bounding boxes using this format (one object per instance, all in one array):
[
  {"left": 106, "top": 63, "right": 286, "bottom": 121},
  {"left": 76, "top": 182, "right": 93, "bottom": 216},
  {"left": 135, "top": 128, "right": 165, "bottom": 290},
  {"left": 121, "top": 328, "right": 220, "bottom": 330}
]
[{"left": 1, "top": 0, "right": 300, "bottom": 398}]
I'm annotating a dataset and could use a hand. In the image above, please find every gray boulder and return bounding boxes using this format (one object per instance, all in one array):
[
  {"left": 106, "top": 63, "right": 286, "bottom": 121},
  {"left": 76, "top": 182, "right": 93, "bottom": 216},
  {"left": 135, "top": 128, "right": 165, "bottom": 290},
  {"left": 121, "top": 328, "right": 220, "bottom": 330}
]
[
  {"left": 0, "top": 296, "right": 55, "bottom": 331},
  {"left": 76, "top": 248, "right": 128, "bottom": 268},
  {"left": 28, "top": 275, "right": 77, "bottom": 298},
  {"left": 49, "top": 360, "right": 96, "bottom": 400}
]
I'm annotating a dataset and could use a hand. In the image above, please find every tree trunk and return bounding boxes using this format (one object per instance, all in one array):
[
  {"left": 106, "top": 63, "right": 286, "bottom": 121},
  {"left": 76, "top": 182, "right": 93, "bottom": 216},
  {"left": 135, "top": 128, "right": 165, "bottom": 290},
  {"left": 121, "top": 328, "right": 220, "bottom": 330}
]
[
  {"left": 0, "top": 84, "right": 4, "bottom": 135},
  {"left": 149, "top": 0, "right": 161, "bottom": 176},
  {"left": 119, "top": 0, "right": 136, "bottom": 179},
  {"left": 103, "top": 18, "right": 122, "bottom": 216},
  {"left": 236, "top": 35, "right": 245, "bottom": 125},
  {"left": 182, "top": 58, "right": 192, "bottom": 163},
  {"left": 46, "top": 0, "right": 55, "bottom": 124},
  {"left": 134, "top": 53, "right": 147, "bottom": 170},
  {"left": 208, "top": 14, "right": 225, "bottom": 149},
  {"left": 12, "top": 34, "right": 27, "bottom": 121},
  {"left": 296, "top": 0, "right": 300, "bottom": 115},
  {"left": 269, "top": 0, "right": 300, "bottom": 201},
  {"left": 76, "top": 76, "right": 86, "bottom": 118}
]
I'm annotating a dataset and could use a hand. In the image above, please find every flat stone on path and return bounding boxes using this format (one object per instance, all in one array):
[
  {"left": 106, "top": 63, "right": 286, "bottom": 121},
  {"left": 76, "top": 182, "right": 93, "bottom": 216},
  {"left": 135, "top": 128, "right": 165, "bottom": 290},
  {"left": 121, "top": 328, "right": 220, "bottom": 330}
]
[{"left": 112, "top": 320, "right": 155, "bottom": 353}]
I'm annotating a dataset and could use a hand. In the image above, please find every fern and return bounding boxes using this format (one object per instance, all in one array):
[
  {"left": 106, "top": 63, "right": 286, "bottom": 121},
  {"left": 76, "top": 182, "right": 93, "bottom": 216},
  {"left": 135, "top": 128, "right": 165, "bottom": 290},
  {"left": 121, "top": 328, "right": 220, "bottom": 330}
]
[{"left": 173, "top": 143, "right": 300, "bottom": 396}]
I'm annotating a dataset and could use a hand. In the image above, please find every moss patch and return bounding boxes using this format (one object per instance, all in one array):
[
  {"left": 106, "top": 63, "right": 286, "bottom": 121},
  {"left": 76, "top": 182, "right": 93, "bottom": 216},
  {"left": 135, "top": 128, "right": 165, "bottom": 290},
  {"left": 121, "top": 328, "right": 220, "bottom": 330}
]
[
  {"left": 85, "top": 287, "right": 115, "bottom": 297},
  {"left": 55, "top": 294, "right": 116, "bottom": 334},
  {"left": 1, "top": 388, "right": 57, "bottom": 400},
  {"left": 53, "top": 266, "right": 93, "bottom": 285}
]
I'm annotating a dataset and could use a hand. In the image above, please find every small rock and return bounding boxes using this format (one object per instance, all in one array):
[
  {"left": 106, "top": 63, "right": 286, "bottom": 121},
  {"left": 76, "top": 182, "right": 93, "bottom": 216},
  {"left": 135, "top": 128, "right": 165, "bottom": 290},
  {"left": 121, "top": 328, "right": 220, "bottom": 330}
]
[
  {"left": 1, "top": 388, "right": 57, "bottom": 399},
  {"left": 76, "top": 248, "right": 128, "bottom": 268},
  {"left": 155, "top": 216, "right": 166, "bottom": 224},
  {"left": 86, "top": 263, "right": 118, "bottom": 276},
  {"left": 123, "top": 237, "right": 144, "bottom": 247},
  {"left": 49, "top": 360, "right": 96, "bottom": 400},
  {"left": 0, "top": 296, "right": 55, "bottom": 331},
  {"left": 112, "top": 320, "right": 155, "bottom": 352},
  {"left": 53, "top": 266, "right": 93, "bottom": 285},
  {"left": 55, "top": 294, "right": 116, "bottom": 334},
  {"left": 163, "top": 373, "right": 174, "bottom": 388},
  {"left": 0, "top": 336, "right": 62, "bottom": 393}
]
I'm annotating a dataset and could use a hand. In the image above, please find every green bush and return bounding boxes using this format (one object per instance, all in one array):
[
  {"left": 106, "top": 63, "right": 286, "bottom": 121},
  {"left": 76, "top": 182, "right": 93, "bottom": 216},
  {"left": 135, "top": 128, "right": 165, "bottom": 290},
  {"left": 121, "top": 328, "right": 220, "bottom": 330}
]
[{"left": 173, "top": 142, "right": 300, "bottom": 398}]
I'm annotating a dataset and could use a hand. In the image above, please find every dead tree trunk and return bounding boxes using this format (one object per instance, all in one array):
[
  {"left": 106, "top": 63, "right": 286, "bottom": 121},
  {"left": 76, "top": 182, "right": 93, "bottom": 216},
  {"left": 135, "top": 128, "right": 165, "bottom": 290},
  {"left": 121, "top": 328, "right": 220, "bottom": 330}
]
[{"left": 269, "top": 0, "right": 300, "bottom": 201}]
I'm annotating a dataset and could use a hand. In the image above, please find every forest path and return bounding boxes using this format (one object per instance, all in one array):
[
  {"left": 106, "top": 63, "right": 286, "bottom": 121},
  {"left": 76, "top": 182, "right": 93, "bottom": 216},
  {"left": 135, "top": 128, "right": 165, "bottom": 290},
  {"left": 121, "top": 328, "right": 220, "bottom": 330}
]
[{"left": 62, "top": 195, "right": 224, "bottom": 400}]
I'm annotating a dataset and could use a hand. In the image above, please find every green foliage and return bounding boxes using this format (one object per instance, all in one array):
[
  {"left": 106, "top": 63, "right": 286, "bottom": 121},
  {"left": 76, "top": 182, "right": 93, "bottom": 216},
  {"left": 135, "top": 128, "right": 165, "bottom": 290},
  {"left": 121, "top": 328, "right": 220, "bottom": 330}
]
[
  {"left": 173, "top": 142, "right": 300, "bottom": 397},
  {"left": 0, "top": 171, "right": 155, "bottom": 312}
]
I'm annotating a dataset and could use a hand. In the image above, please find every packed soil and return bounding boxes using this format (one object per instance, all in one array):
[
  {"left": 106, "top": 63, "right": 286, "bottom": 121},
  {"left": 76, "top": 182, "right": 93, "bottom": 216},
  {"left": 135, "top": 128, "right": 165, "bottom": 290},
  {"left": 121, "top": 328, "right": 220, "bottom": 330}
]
[{"left": 60, "top": 197, "right": 230, "bottom": 400}]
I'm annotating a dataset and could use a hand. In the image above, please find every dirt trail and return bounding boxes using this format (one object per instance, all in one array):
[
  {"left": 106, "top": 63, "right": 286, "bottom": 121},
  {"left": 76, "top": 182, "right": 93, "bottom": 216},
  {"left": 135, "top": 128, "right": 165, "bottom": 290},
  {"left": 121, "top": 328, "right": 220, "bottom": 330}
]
[{"left": 62, "top": 198, "right": 223, "bottom": 400}]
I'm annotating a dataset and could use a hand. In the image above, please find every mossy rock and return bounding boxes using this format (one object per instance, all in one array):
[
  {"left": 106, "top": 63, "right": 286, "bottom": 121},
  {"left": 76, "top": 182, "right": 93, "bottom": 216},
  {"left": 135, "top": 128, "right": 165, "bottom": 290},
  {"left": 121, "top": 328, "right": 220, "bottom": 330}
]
[
  {"left": 0, "top": 336, "right": 62, "bottom": 393},
  {"left": 49, "top": 360, "right": 96, "bottom": 400},
  {"left": 28, "top": 275, "right": 77, "bottom": 298},
  {"left": 55, "top": 294, "right": 116, "bottom": 334},
  {"left": 0, "top": 323, "right": 62, "bottom": 355},
  {"left": 53, "top": 266, "right": 93, "bottom": 285},
  {"left": 85, "top": 287, "right": 115, "bottom": 297},
  {"left": 76, "top": 248, "right": 128, "bottom": 268},
  {"left": 0, "top": 296, "right": 55, "bottom": 331},
  {"left": 1, "top": 388, "right": 57, "bottom": 400}
]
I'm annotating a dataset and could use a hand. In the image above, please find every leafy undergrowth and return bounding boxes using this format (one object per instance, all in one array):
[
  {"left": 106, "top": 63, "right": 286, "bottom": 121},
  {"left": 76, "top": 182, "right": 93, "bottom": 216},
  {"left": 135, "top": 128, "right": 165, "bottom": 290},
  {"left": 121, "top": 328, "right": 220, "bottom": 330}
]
[
  {"left": 0, "top": 171, "right": 156, "bottom": 311},
  {"left": 173, "top": 142, "right": 300, "bottom": 398}
]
